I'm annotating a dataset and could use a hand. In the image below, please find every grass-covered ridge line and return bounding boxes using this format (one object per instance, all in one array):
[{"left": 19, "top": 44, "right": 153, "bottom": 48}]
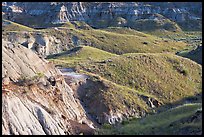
[
  {"left": 176, "top": 46, "right": 202, "bottom": 65},
  {"left": 2, "top": 20, "right": 189, "bottom": 55},
  {"left": 97, "top": 103, "right": 202, "bottom": 135},
  {"left": 127, "top": 18, "right": 182, "bottom": 32},
  {"left": 71, "top": 53, "right": 202, "bottom": 104},
  {"left": 142, "top": 29, "right": 202, "bottom": 65},
  {"left": 43, "top": 22, "right": 188, "bottom": 55},
  {"left": 143, "top": 30, "right": 202, "bottom": 48},
  {"left": 2, "top": 19, "right": 35, "bottom": 32},
  {"left": 50, "top": 47, "right": 202, "bottom": 110},
  {"left": 48, "top": 46, "right": 117, "bottom": 67},
  {"left": 74, "top": 71, "right": 154, "bottom": 118}
]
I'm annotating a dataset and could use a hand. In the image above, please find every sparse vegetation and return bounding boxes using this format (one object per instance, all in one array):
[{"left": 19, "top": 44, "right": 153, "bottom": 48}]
[{"left": 17, "top": 72, "right": 44, "bottom": 86}]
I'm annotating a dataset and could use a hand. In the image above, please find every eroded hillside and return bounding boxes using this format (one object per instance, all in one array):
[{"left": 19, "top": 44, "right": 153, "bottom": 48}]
[
  {"left": 2, "top": 40, "right": 95, "bottom": 135},
  {"left": 2, "top": 2, "right": 202, "bottom": 135}
]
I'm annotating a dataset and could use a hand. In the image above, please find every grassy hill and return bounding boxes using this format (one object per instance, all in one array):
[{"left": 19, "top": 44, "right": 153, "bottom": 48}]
[
  {"left": 49, "top": 47, "right": 202, "bottom": 109},
  {"left": 176, "top": 46, "right": 202, "bottom": 65},
  {"left": 103, "top": 27, "right": 154, "bottom": 37},
  {"left": 47, "top": 46, "right": 117, "bottom": 67},
  {"left": 144, "top": 30, "right": 201, "bottom": 39},
  {"left": 142, "top": 30, "right": 202, "bottom": 65},
  {"left": 44, "top": 22, "right": 188, "bottom": 55},
  {"left": 48, "top": 46, "right": 201, "bottom": 128},
  {"left": 73, "top": 71, "right": 154, "bottom": 123},
  {"left": 65, "top": 53, "right": 202, "bottom": 105},
  {"left": 97, "top": 103, "right": 202, "bottom": 135},
  {"left": 143, "top": 30, "right": 202, "bottom": 47},
  {"left": 2, "top": 19, "right": 34, "bottom": 32},
  {"left": 128, "top": 18, "right": 182, "bottom": 32},
  {"left": 2, "top": 20, "right": 188, "bottom": 55}
]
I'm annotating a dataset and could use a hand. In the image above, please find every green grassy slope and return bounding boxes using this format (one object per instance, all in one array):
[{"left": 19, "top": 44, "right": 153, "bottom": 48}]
[
  {"left": 177, "top": 46, "right": 202, "bottom": 65},
  {"left": 48, "top": 46, "right": 117, "bottom": 67},
  {"left": 49, "top": 47, "right": 202, "bottom": 108},
  {"left": 142, "top": 30, "right": 202, "bottom": 65},
  {"left": 128, "top": 18, "right": 182, "bottom": 32},
  {"left": 44, "top": 22, "right": 187, "bottom": 55},
  {"left": 143, "top": 30, "right": 202, "bottom": 47},
  {"left": 144, "top": 30, "right": 201, "bottom": 40},
  {"left": 71, "top": 53, "right": 202, "bottom": 104},
  {"left": 97, "top": 103, "right": 202, "bottom": 135},
  {"left": 2, "top": 19, "right": 34, "bottom": 32},
  {"left": 2, "top": 20, "right": 188, "bottom": 55},
  {"left": 74, "top": 71, "right": 154, "bottom": 120}
]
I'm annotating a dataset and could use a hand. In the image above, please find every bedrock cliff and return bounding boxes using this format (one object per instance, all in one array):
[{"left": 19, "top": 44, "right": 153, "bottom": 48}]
[
  {"left": 2, "top": 2, "right": 202, "bottom": 30},
  {"left": 2, "top": 40, "right": 95, "bottom": 135}
]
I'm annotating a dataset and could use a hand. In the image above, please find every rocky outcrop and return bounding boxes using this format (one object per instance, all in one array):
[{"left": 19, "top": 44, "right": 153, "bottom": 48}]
[
  {"left": 2, "top": 2, "right": 202, "bottom": 30},
  {"left": 2, "top": 39, "right": 60, "bottom": 82},
  {"left": 2, "top": 31, "right": 75, "bottom": 57},
  {"left": 2, "top": 40, "right": 95, "bottom": 135}
]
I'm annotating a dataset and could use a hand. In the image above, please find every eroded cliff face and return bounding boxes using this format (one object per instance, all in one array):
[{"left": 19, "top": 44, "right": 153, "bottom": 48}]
[
  {"left": 2, "top": 40, "right": 55, "bottom": 81},
  {"left": 2, "top": 31, "right": 77, "bottom": 57},
  {"left": 2, "top": 40, "right": 95, "bottom": 135},
  {"left": 2, "top": 2, "right": 202, "bottom": 30}
]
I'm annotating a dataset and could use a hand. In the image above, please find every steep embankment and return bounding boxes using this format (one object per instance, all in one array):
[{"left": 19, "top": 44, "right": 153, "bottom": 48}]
[{"left": 2, "top": 40, "right": 95, "bottom": 135}]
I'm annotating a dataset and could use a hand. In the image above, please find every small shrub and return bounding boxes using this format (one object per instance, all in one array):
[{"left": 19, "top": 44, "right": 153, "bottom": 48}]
[
  {"left": 17, "top": 72, "right": 44, "bottom": 86},
  {"left": 102, "top": 123, "right": 112, "bottom": 129},
  {"left": 180, "top": 69, "right": 188, "bottom": 76},
  {"left": 31, "top": 72, "right": 44, "bottom": 81},
  {"left": 143, "top": 42, "right": 148, "bottom": 45},
  {"left": 129, "top": 80, "right": 135, "bottom": 86},
  {"left": 121, "top": 119, "right": 130, "bottom": 125},
  {"left": 173, "top": 64, "right": 188, "bottom": 76}
]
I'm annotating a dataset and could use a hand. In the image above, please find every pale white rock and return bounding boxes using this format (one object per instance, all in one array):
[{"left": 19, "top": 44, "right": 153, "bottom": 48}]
[{"left": 2, "top": 40, "right": 94, "bottom": 135}]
